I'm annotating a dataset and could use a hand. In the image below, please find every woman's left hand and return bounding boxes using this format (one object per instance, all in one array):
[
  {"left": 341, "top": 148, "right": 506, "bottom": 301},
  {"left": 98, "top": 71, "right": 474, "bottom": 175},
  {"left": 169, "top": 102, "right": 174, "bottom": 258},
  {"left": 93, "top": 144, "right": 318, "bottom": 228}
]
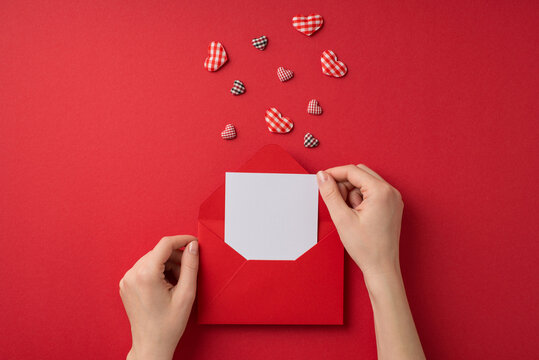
[{"left": 119, "top": 235, "right": 199, "bottom": 360}]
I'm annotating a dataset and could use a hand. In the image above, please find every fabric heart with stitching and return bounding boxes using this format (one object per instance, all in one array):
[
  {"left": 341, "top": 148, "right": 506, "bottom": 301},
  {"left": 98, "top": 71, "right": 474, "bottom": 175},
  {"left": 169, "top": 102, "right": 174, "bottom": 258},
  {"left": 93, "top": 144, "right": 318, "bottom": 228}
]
[
  {"left": 307, "top": 99, "right": 323, "bottom": 115},
  {"left": 204, "top": 41, "right": 228, "bottom": 72},
  {"left": 292, "top": 14, "right": 324, "bottom": 36},
  {"left": 265, "top": 108, "right": 294, "bottom": 133},
  {"left": 221, "top": 124, "right": 237, "bottom": 140},
  {"left": 252, "top": 36, "right": 268, "bottom": 50},
  {"left": 304, "top": 133, "right": 320, "bottom": 148},
  {"left": 321, "top": 50, "right": 347, "bottom": 78},
  {"left": 277, "top": 67, "right": 294, "bottom": 82}
]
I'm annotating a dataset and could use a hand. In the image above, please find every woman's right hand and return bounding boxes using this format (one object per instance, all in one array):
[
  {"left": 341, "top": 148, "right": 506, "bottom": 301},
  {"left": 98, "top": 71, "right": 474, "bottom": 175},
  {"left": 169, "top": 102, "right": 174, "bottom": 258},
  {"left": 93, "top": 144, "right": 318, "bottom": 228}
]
[
  {"left": 316, "top": 164, "right": 404, "bottom": 279},
  {"left": 318, "top": 165, "right": 425, "bottom": 360}
]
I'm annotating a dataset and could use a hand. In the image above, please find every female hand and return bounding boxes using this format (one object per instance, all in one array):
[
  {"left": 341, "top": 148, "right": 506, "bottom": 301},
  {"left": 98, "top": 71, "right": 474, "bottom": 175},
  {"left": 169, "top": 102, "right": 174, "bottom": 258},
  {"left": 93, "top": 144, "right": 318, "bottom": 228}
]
[
  {"left": 119, "top": 235, "right": 199, "bottom": 360},
  {"left": 317, "top": 164, "right": 404, "bottom": 279},
  {"left": 318, "top": 165, "right": 425, "bottom": 360}
]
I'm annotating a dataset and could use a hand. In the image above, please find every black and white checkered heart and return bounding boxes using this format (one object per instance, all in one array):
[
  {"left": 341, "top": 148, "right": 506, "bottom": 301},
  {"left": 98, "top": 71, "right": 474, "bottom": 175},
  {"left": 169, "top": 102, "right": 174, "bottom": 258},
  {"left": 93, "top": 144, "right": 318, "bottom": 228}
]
[
  {"left": 304, "top": 133, "right": 319, "bottom": 148},
  {"left": 252, "top": 35, "right": 268, "bottom": 51},
  {"left": 230, "top": 80, "right": 246, "bottom": 95}
]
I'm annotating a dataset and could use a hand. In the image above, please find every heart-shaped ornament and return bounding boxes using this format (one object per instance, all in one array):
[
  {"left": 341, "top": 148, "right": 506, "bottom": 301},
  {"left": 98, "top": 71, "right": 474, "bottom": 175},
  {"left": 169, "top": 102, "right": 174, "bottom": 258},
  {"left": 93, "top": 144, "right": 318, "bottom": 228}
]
[
  {"left": 265, "top": 108, "right": 294, "bottom": 133},
  {"left": 221, "top": 124, "right": 237, "bottom": 140},
  {"left": 204, "top": 41, "right": 228, "bottom": 72},
  {"left": 304, "top": 133, "right": 319, "bottom": 148},
  {"left": 292, "top": 14, "right": 324, "bottom": 36},
  {"left": 307, "top": 99, "right": 323, "bottom": 115},
  {"left": 321, "top": 50, "right": 347, "bottom": 78},
  {"left": 277, "top": 67, "right": 294, "bottom": 82},
  {"left": 230, "top": 80, "right": 245, "bottom": 95},
  {"left": 252, "top": 35, "right": 268, "bottom": 50}
]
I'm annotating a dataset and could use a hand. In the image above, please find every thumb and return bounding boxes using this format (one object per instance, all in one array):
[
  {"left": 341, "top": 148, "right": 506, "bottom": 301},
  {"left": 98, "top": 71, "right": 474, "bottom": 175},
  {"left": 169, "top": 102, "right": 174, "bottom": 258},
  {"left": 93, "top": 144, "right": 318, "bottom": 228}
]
[
  {"left": 173, "top": 240, "right": 199, "bottom": 308},
  {"left": 317, "top": 171, "right": 354, "bottom": 226}
]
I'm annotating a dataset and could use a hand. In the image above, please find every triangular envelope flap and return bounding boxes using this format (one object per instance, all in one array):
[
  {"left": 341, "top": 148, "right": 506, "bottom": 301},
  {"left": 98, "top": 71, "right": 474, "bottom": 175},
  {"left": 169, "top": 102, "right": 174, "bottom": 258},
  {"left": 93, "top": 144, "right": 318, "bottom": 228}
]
[
  {"left": 197, "top": 222, "right": 246, "bottom": 313},
  {"left": 199, "top": 183, "right": 225, "bottom": 228},
  {"left": 205, "top": 231, "right": 343, "bottom": 324},
  {"left": 318, "top": 203, "right": 335, "bottom": 239},
  {"left": 237, "top": 144, "right": 308, "bottom": 174},
  {"left": 199, "top": 144, "right": 334, "bottom": 239},
  {"left": 296, "top": 219, "right": 339, "bottom": 261},
  {"left": 199, "top": 145, "right": 306, "bottom": 228}
]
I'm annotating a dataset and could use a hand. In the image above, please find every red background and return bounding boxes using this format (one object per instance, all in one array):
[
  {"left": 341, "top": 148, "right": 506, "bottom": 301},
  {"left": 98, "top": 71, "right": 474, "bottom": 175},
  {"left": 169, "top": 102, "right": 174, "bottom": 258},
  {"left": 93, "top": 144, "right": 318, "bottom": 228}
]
[{"left": 1, "top": 0, "right": 538, "bottom": 359}]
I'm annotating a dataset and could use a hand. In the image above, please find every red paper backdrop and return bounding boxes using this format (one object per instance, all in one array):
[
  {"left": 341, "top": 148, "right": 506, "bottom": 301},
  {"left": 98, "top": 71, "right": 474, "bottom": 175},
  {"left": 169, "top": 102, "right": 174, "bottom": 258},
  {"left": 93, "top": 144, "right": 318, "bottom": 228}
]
[{"left": 1, "top": 0, "right": 538, "bottom": 359}]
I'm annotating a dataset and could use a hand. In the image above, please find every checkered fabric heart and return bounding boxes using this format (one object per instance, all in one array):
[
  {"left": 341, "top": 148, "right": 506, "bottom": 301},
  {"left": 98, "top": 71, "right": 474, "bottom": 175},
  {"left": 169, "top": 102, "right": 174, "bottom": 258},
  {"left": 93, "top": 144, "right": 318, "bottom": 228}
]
[
  {"left": 304, "top": 133, "right": 319, "bottom": 148},
  {"left": 252, "top": 35, "right": 268, "bottom": 50},
  {"left": 204, "top": 41, "right": 228, "bottom": 72},
  {"left": 221, "top": 124, "right": 237, "bottom": 140},
  {"left": 265, "top": 108, "right": 294, "bottom": 133},
  {"left": 277, "top": 67, "right": 294, "bottom": 82},
  {"left": 292, "top": 14, "right": 324, "bottom": 36},
  {"left": 230, "top": 80, "right": 245, "bottom": 95},
  {"left": 321, "top": 50, "right": 347, "bottom": 78},
  {"left": 307, "top": 99, "right": 323, "bottom": 115}
]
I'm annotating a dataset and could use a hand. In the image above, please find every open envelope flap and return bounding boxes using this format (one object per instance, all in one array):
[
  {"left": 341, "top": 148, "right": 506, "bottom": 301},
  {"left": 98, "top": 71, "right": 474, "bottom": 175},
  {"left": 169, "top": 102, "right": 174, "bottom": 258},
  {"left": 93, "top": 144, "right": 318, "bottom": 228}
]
[{"left": 197, "top": 221, "right": 247, "bottom": 309}]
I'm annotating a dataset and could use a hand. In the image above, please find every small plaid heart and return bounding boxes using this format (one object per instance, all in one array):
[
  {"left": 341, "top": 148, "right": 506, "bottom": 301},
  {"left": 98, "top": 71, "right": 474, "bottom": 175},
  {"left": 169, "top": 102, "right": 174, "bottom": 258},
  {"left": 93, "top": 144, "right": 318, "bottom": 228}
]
[
  {"left": 204, "top": 41, "right": 228, "bottom": 72},
  {"left": 230, "top": 80, "right": 245, "bottom": 95},
  {"left": 292, "top": 14, "right": 324, "bottom": 36},
  {"left": 265, "top": 108, "right": 294, "bottom": 133},
  {"left": 277, "top": 67, "right": 294, "bottom": 82},
  {"left": 252, "top": 35, "right": 268, "bottom": 50},
  {"left": 307, "top": 99, "right": 323, "bottom": 115},
  {"left": 321, "top": 50, "right": 347, "bottom": 78},
  {"left": 304, "top": 133, "right": 319, "bottom": 148},
  {"left": 221, "top": 124, "right": 237, "bottom": 140}
]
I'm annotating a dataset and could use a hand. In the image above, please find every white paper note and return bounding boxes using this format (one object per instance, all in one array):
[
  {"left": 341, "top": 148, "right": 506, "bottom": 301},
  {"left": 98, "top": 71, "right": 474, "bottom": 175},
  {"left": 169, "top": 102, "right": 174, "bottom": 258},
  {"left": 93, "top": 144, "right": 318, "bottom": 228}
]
[{"left": 225, "top": 172, "right": 319, "bottom": 260}]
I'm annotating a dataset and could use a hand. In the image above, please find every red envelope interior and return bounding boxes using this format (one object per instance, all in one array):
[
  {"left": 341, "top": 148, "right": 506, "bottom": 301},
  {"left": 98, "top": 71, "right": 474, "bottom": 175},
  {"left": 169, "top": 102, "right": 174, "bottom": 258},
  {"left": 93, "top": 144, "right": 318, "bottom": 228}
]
[{"left": 198, "top": 144, "right": 344, "bottom": 324}]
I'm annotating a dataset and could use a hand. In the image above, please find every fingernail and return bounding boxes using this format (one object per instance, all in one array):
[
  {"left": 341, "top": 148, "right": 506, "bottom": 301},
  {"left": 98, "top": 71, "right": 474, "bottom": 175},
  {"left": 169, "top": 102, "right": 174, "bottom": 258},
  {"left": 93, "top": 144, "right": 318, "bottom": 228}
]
[
  {"left": 317, "top": 171, "right": 328, "bottom": 183},
  {"left": 189, "top": 241, "right": 198, "bottom": 255}
]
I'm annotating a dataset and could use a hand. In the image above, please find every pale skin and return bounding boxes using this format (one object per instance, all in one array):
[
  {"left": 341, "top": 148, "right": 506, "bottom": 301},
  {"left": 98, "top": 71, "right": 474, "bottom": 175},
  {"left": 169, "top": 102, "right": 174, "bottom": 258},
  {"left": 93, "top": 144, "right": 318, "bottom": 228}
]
[{"left": 120, "top": 164, "right": 425, "bottom": 360}]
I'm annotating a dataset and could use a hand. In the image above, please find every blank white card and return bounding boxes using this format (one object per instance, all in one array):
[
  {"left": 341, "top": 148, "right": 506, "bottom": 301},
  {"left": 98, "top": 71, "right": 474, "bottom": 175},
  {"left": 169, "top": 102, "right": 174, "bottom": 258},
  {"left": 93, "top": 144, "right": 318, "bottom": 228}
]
[{"left": 225, "top": 172, "right": 319, "bottom": 260}]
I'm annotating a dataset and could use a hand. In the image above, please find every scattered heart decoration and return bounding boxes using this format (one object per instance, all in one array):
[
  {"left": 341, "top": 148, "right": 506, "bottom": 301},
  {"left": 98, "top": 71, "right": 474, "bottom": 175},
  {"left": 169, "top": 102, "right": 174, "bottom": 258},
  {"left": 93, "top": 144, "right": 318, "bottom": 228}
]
[
  {"left": 277, "top": 67, "right": 294, "bottom": 82},
  {"left": 221, "top": 124, "right": 237, "bottom": 140},
  {"left": 205, "top": 17, "right": 345, "bottom": 146},
  {"left": 304, "top": 133, "right": 319, "bottom": 148},
  {"left": 252, "top": 35, "right": 268, "bottom": 50},
  {"left": 307, "top": 99, "right": 323, "bottom": 115},
  {"left": 204, "top": 41, "right": 228, "bottom": 72},
  {"left": 265, "top": 108, "right": 294, "bottom": 133},
  {"left": 292, "top": 14, "right": 324, "bottom": 36},
  {"left": 230, "top": 80, "right": 245, "bottom": 95},
  {"left": 321, "top": 50, "right": 347, "bottom": 78}
]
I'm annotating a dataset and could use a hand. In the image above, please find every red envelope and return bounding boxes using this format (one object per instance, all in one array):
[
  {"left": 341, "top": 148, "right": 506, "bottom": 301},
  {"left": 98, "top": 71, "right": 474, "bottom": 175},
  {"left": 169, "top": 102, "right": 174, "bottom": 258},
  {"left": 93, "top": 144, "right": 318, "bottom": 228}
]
[{"left": 197, "top": 144, "right": 344, "bottom": 324}]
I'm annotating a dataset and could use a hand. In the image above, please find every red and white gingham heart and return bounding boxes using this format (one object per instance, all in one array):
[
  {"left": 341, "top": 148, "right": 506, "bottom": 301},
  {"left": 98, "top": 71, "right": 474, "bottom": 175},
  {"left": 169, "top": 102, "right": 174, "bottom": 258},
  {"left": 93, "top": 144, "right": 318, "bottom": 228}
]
[
  {"left": 265, "top": 108, "right": 294, "bottom": 133},
  {"left": 292, "top": 14, "right": 324, "bottom": 36},
  {"left": 321, "top": 50, "right": 347, "bottom": 78},
  {"left": 277, "top": 67, "right": 294, "bottom": 82},
  {"left": 221, "top": 124, "right": 237, "bottom": 140},
  {"left": 204, "top": 41, "right": 228, "bottom": 72},
  {"left": 307, "top": 99, "right": 323, "bottom": 115}
]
